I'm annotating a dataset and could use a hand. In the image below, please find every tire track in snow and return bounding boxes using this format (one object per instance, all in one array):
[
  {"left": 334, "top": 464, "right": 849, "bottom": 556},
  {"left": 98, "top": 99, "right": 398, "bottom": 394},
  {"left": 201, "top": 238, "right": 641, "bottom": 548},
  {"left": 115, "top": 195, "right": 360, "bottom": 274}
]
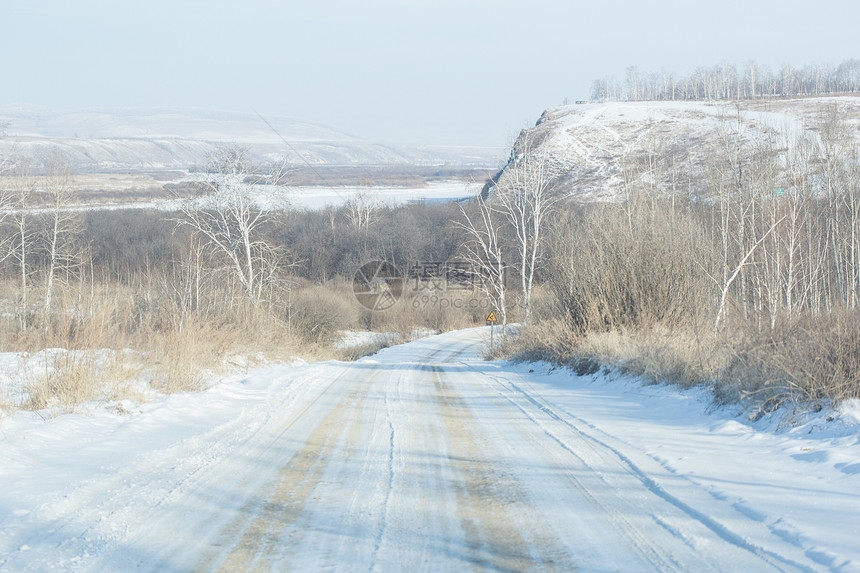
[
  {"left": 430, "top": 365, "right": 572, "bottom": 572},
  {"left": 440, "top": 346, "right": 684, "bottom": 571},
  {"left": 190, "top": 364, "right": 366, "bottom": 572},
  {"left": 452, "top": 376, "right": 682, "bottom": 570},
  {"left": 10, "top": 366, "right": 324, "bottom": 572},
  {"left": 472, "top": 363, "right": 816, "bottom": 573},
  {"left": 366, "top": 345, "right": 451, "bottom": 570},
  {"left": 212, "top": 381, "right": 371, "bottom": 571}
]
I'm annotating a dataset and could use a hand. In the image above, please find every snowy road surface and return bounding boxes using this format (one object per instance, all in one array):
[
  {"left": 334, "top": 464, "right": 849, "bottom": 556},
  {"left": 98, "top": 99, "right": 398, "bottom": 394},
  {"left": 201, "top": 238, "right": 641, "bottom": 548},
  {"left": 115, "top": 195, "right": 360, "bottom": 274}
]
[{"left": 2, "top": 328, "right": 860, "bottom": 571}]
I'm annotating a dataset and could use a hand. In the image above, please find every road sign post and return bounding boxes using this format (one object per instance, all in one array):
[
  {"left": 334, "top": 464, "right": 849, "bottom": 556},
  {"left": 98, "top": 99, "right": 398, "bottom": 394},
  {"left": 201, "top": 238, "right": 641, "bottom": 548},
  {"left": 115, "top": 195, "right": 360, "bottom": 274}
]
[{"left": 486, "top": 311, "right": 499, "bottom": 349}]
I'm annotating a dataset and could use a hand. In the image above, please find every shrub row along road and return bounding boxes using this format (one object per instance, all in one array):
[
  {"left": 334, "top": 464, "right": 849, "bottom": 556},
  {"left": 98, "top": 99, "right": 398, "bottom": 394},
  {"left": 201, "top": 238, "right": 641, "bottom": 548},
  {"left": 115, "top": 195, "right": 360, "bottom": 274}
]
[{"left": 1, "top": 329, "right": 856, "bottom": 571}]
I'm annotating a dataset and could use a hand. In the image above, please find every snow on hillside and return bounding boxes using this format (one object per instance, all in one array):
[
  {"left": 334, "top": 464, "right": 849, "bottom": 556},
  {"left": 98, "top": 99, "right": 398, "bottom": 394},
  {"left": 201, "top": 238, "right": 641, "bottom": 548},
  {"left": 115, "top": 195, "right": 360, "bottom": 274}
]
[
  {"left": 0, "top": 106, "right": 505, "bottom": 171},
  {"left": 0, "top": 105, "right": 355, "bottom": 143},
  {"left": 521, "top": 96, "right": 860, "bottom": 201},
  {"left": 0, "top": 135, "right": 214, "bottom": 172}
]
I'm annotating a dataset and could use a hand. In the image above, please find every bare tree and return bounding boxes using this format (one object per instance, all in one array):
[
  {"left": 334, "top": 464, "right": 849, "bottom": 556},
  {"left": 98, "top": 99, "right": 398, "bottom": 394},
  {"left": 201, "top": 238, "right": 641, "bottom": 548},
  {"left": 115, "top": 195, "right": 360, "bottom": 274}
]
[
  {"left": 626, "top": 66, "right": 639, "bottom": 101},
  {"left": 0, "top": 184, "right": 12, "bottom": 256},
  {"left": 176, "top": 145, "right": 286, "bottom": 307},
  {"left": 345, "top": 190, "right": 379, "bottom": 232},
  {"left": 712, "top": 216, "right": 784, "bottom": 333},
  {"left": 592, "top": 57, "right": 860, "bottom": 103},
  {"left": 41, "top": 158, "right": 82, "bottom": 318},
  {"left": 491, "top": 133, "right": 561, "bottom": 322},
  {"left": 456, "top": 198, "right": 509, "bottom": 325},
  {"left": 9, "top": 160, "right": 37, "bottom": 311},
  {"left": 0, "top": 122, "right": 16, "bottom": 261}
]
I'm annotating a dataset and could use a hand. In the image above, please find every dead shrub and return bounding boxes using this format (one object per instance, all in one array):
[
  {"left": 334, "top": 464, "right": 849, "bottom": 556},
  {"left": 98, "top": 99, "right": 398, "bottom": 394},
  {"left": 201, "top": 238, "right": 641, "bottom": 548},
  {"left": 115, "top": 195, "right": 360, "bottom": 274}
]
[
  {"left": 547, "top": 202, "right": 713, "bottom": 334},
  {"left": 719, "top": 310, "right": 860, "bottom": 408},
  {"left": 502, "top": 319, "right": 580, "bottom": 363},
  {"left": 289, "top": 286, "right": 360, "bottom": 345}
]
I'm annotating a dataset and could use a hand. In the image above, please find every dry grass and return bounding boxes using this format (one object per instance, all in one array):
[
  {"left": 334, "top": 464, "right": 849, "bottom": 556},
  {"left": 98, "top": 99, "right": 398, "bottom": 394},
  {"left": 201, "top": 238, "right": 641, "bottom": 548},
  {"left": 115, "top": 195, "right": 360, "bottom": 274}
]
[
  {"left": 576, "top": 326, "right": 730, "bottom": 388},
  {"left": 0, "top": 264, "right": 492, "bottom": 413},
  {"left": 370, "top": 290, "right": 486, "bottom": 335},
  {"left": 0, "top": 278, "right": 344, "bottom": 411},
  {"left": 718, "top": 310, "right": 860, "bottom": 411},
  {"left": 147, "top": 320, "right": 234, "bottom": 394},
  {"left": 506, "top": 309, "right": 860, "bottom": 413},
  {"left": 289, "top": 284, "right": 361, "bottom": 346},
  {"left": 337, "top": 334, "right": 399, "bottom": 361},
  {"left": 24, "top": 349, "right": 142, "bottom": 413}
]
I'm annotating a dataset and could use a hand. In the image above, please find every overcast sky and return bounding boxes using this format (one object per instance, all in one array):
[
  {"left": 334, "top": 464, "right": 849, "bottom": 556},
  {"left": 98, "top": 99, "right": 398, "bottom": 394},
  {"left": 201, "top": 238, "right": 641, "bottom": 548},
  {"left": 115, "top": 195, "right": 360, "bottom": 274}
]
[{"left": 2, "top": 0, "right": 859, "bottom": 146}]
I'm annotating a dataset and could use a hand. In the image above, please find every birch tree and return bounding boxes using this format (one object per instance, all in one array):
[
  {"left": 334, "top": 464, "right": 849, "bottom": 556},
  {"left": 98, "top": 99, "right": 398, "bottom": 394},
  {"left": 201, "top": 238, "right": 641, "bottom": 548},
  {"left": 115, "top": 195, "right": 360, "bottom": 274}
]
[
  {"left": 0, "top": 173, "right": 12, "bottom": 264},
  {"left": 345, "top": 190, "right": 379, "bottom": 232},
  {"left": 41, "top": 158, "right": 81, "bottom": 318},
  {"left": 0, "top": 123, "right": 15, "bottom": 263},
  {"left": 492, "top": 133, "right": 561, "bottom": 322},
  {"left": 176, "top": 145, "right": 287, "bottom": 307},
  {"left": 456, "top": 198, "right": 509, "bottom": 326},
  {"left": 9, "top": 160, "right": 37, "bottom": 311}
]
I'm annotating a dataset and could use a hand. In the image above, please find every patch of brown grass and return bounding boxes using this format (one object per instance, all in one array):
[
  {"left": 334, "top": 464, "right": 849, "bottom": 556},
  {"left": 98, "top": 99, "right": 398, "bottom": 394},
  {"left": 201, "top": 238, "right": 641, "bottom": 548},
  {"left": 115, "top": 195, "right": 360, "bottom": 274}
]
[
  {"left": 505, "top": 308, "right": 860, "bottom": 413},
  {"left": 24, "top": 349, "right": 142, "bottom": 414},
  {"left": 337, "top": 334, "right": 399, "bottom": 361}
]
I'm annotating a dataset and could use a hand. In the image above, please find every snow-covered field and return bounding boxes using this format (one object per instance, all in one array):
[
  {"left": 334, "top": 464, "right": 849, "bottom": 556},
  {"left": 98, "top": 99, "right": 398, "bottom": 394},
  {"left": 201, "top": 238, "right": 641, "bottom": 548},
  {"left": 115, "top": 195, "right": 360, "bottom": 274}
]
[
  {"left": 273, "top": 181, "right": 481, "bottom": 209},
  {"left": 0, "top": 180, "right": 482, "bottom": 214},
  {"left": 204, "top": 179, "right": 481, "bottom": 211},
  {"left": 1, "top": 328, "right": 859, "bottom": 571}
]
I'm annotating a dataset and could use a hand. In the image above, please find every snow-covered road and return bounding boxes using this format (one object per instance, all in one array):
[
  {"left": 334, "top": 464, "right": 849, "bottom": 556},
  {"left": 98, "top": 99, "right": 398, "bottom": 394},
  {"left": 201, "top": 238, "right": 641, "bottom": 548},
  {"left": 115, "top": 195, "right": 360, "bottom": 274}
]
[{"left": 1, "top": 328, "right": 859, "bottom": 571}]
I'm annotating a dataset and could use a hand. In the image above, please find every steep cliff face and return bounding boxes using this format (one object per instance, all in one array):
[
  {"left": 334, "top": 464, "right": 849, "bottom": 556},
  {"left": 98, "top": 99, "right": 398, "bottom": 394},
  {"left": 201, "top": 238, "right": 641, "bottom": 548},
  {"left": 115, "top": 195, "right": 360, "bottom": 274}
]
[{"left": 502, "top": 96, "right": 860, "bottom": 202}]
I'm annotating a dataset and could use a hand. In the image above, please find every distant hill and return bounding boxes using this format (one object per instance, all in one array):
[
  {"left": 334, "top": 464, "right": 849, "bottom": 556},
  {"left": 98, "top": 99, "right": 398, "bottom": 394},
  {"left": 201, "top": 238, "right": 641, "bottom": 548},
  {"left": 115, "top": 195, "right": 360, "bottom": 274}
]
[
  {"left": 0, "top": 106, "right": 505, "bottom": 172},
  {"left": 499, "top": 96, "right": 860, "bottom": 201}
]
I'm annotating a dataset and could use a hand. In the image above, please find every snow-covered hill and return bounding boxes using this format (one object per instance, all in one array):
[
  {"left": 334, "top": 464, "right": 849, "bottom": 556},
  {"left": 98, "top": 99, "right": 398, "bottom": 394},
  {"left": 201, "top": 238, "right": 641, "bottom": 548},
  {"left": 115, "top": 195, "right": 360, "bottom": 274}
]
[
  {"left": 509, "top": 96, "right": 860, "bottom": 201},
  {"left": 0, "top": 106, "right": 504, "bottom": 171}
]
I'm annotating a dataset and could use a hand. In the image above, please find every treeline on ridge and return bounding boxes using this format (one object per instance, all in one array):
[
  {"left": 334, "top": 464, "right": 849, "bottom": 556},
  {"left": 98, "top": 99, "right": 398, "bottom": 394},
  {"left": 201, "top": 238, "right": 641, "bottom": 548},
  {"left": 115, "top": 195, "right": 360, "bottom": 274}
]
[{"left": 590, "top": 57, "right": 860, "bottom": 102}]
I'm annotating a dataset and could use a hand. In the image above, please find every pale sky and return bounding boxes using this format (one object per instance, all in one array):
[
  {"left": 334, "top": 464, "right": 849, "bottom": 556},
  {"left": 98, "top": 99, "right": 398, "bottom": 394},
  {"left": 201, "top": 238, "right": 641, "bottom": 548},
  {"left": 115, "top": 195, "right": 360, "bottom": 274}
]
[{"left": 2, "top": 0, "right": 859, "bottom": 146}]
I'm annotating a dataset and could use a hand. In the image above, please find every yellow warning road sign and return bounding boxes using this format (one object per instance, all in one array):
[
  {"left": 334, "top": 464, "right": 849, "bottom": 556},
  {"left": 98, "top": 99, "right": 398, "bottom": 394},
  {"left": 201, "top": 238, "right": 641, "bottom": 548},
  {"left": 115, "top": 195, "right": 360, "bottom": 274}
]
[{"left": 486, "top": 311, "right": 498, "bottom": 323}]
